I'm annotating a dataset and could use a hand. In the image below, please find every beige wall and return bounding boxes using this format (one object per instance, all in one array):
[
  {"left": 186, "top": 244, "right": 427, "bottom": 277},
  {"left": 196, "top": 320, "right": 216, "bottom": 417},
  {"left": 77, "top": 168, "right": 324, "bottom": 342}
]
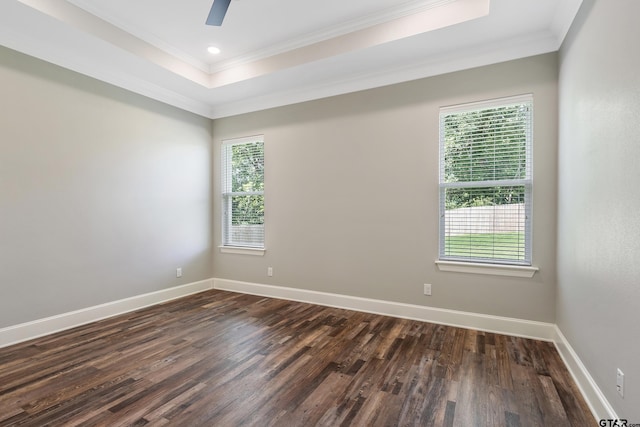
[
  {"left": 558, "top": 0, "right": 640, "bottom": 420},
  {"left": 0, "top": 47, "right": 558, "bottom": 329},
  {"left": 0, "top": 46, "right": 213, "bottom": 328},
  {"left": 213, "top": 53, "right": 558, "bottom": 322}
]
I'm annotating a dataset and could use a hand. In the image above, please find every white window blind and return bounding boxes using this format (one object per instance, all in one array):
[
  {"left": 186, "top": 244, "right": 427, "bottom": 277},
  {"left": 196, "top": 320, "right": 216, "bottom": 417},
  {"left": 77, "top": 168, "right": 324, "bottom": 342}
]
[
  {"left": 222, "top": 136, "right": 265, "bottom": 248},
  {"left": 439, "top": 95, "right": 533, "bottom": 265}
]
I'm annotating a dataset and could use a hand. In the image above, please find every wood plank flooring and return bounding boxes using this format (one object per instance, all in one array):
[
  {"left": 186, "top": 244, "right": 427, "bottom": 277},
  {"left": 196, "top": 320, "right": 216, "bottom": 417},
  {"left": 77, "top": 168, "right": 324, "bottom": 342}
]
[{"left": 0, "top": 290, "right": 596, "bottom": 426}]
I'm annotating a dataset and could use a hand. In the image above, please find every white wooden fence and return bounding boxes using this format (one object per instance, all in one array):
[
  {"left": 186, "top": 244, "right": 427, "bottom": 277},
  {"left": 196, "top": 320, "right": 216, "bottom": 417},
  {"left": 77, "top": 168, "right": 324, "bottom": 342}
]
[{"left": 444, "top": 203, "right": 525, "bottom": 235}]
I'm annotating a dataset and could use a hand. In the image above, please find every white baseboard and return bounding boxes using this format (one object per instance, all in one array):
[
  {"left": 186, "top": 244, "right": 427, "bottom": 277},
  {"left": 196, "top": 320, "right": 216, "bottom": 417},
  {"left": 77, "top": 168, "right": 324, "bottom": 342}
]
[
  {"left": 213, "top": 278, "right": 556, "bottom": 341},
  {"left": 0, "top": 279, "right": 214, "bottom": 349},
  {"left": 553, "top": 326, "right": 617, "bottom": 421}
]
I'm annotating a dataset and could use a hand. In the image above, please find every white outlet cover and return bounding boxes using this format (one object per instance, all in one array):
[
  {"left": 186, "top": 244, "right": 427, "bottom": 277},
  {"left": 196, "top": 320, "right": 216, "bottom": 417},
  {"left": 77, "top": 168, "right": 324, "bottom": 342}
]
[{"left": 616, "top": 368, "right": 624, "bottom": 397}]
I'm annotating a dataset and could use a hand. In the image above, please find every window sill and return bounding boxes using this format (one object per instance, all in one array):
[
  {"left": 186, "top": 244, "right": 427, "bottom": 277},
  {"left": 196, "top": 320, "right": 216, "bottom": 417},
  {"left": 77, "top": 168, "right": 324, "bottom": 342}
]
[
  {"left": 219, "top": 246, "right": 265, "bottom": 256},
  {"left": 435, "top": 260, "right": 538, "bottom": 278}
]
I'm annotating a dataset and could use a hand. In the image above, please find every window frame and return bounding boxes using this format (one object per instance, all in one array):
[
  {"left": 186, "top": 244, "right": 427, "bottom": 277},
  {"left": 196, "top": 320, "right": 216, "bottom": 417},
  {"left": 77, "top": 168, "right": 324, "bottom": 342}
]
[
  {"left": 221, "top": 135, "right": 265, "bottom": 253},
  {"left": 438, "top": 94, "right": 533, "bottom": 267}
]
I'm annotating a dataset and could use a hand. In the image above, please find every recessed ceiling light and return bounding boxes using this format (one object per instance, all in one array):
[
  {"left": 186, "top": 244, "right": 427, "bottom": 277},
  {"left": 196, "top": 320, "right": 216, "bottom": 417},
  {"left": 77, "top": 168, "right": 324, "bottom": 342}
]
[{"left": 207, "top": 46, "right": 221, "bottom": 55}]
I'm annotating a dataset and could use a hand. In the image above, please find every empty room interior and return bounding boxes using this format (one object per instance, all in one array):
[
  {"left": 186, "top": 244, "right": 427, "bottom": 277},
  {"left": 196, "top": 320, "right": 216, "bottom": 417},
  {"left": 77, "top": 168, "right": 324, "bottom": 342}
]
[{"left": 0, "top": 0, "right": 638, "bottom": 425}]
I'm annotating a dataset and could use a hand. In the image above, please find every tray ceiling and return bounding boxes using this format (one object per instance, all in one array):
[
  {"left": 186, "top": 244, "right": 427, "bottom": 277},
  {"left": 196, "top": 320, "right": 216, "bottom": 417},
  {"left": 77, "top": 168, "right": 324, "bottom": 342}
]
[{"left": 0, "top": 0, "right": 582, "bottom": 118}]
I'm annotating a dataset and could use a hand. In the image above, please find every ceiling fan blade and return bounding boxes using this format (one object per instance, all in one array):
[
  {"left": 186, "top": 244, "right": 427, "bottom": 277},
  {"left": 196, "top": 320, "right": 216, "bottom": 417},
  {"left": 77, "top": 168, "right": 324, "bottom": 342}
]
[{"left": 206, "top": 0, "right": 231, "bottom": 26}]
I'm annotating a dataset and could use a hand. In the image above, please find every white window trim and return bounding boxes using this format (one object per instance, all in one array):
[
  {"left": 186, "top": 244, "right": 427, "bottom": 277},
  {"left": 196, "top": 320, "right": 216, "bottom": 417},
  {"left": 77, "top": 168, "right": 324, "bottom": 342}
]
[
  {"left": 438, "top": 94, "right": 534, "bottom": 267},
  {"left": 219, "top": 246, "right": 265, "bottom": 256},
  {"left": 221, "top": 135, "right": 265, "bottom": 252},
  {"left": 435, "top": 260, "right": 538, "bottom": 278}
]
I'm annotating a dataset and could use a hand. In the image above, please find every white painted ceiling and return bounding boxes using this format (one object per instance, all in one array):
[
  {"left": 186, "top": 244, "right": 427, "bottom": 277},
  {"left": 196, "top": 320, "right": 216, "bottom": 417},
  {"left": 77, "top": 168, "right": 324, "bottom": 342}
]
[{"left": 0, "top": 0, "right": 582, "bottom": 118}]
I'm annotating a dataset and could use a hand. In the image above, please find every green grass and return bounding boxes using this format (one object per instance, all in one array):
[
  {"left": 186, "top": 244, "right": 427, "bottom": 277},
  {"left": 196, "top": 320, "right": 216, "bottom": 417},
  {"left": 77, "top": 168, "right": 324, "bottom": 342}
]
[{"left": 444, "top": 232, "right": 525, "bottom": 261}]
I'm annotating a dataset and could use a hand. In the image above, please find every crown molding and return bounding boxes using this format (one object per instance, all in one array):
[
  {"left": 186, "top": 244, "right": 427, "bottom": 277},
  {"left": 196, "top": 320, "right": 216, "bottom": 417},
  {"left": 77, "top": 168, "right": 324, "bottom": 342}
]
[
  {"left": 209, "top": 30, "right": 559, "bottom": 119},
  {"left": 0, "top": 22, "right": 213, "bottom": 118},
  {"left": 209, "top": 0, "right": 456, "bottom": 73},
  {"left": 65, "top": 0, "right": 211, "bottom": 73},
  {"left": 17, "top": 0, "right": 211, "bottom": 86}
]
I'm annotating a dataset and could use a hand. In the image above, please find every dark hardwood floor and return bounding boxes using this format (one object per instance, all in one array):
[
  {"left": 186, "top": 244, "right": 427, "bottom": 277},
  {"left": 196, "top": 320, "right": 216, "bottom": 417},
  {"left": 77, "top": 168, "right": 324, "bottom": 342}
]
[{"left": 0, "top": 289, "right": 595, "bottom": 426}]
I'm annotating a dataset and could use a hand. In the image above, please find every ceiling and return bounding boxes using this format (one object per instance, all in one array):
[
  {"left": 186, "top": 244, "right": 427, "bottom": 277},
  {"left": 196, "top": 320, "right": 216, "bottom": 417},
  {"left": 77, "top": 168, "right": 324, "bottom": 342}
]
[{"left": 0, "top": 0, "right": 582, "bottom": 119}]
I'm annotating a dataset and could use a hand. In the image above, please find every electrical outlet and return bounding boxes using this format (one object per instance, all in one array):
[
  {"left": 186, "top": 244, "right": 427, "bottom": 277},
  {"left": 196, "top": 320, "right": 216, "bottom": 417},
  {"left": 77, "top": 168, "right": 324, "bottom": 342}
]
[
  {"left": 267, "top": 267, "right": 273, "bottom": 277},
  {"left": 176, "top": 267, "right": 182, "bottom": 278},
  {"left": 423, "top": 284, "right": 432, "bottom": 296},
  {"left": 617, "top": 368, "right": 624, "bottom": 398}
]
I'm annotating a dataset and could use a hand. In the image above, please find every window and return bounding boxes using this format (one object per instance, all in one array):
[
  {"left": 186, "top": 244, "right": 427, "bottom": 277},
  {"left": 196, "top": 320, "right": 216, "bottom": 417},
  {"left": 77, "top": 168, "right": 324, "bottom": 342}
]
[
  {"left": 439, "top": 95, "right": 532, "bottom": 265},
  {"left": 222, "top": 136, "right": 265, "bottom": 249}
]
